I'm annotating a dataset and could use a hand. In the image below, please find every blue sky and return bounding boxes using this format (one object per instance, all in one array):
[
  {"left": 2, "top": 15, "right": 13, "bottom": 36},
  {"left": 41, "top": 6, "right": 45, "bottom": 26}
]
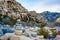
[{"left": 16, "top": 0, "right": 60, "bottom": 13}]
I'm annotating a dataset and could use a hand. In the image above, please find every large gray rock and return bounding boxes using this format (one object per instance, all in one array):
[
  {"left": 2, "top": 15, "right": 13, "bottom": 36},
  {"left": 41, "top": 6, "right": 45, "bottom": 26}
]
[
  {"left": 56, "top": 17, "right": 60, "bottom": 23},
  {"left": 55, "top": 35, "right": 60, "bottom": 40}
]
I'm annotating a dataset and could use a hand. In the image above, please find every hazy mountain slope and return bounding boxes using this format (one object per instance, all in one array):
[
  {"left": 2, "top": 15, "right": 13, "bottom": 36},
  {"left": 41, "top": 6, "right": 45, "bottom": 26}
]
[{"left": 40, "top": 11, "right": 60, "bottom": 22}]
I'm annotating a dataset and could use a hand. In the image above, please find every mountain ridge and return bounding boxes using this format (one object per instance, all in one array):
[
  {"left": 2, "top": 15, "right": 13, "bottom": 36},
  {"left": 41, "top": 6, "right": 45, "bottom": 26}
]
[
  {"left": 0, "top": 0, "right": 47, "bottom": 26},
  {"left": 40, "top": 11, "right": 60, "bottom": 22}
]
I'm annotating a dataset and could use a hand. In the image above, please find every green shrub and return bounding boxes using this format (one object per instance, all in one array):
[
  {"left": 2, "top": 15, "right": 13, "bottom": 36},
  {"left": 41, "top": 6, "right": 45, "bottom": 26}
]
[
  {"left": 57, "top": 31, "right": 60, "bottom": 35},
  {"left": 53, "top": 32, "right": 57, "bottom": 38},
  {"left": 0, "top": 18, "right": 2, "bottom": 21},
  {"left": 38, "top": 28, "right": 49, "bottom": 38},
  {"left": 9, "top": 17, "right": 17, "bottom": 25}
]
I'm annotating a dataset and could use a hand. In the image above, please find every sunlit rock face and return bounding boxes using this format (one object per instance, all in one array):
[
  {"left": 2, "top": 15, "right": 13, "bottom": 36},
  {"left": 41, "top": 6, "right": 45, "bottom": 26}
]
[
  {"left": 0, "top": 0, "right": 28, "bottom": 17},
  {"left": 0, "top": 0, "right": 29, "bottom": 25},
  {"left": 56, "top": 17, "right": 60, "bottom": 23}
]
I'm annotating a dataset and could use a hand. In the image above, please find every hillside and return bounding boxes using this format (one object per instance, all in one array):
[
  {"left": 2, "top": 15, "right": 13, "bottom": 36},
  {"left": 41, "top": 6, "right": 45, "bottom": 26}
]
[{"left": 0, "top": 0, "right": 46, "bottom": 26}]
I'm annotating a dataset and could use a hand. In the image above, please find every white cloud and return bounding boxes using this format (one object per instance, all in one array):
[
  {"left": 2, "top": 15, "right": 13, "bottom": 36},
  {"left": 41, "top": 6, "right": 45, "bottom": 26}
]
[
  {"left": 28, "top": 1, "right": 60, "bottom": 13},
  {"left": 16, "top": 0, "right": 60, "bottom": 13}
]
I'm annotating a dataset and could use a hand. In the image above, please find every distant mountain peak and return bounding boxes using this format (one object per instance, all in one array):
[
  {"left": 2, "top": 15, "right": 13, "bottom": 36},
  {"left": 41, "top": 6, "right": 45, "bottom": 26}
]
[{"left": 42, "top": 11, "right": 50, "bottom": 13}]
